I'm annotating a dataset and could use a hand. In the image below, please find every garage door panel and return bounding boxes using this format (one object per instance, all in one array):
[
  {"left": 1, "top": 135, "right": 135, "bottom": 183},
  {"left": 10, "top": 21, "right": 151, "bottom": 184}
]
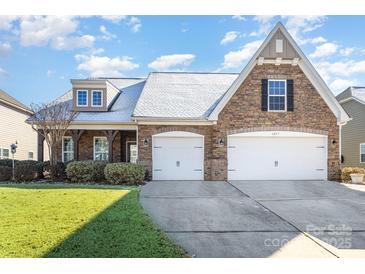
[
  {"left": 153, "top": 137, "right": 204, "bottom": 180},
  {"left": 228, "top": 136, "right": 327, "bottom": 180}
]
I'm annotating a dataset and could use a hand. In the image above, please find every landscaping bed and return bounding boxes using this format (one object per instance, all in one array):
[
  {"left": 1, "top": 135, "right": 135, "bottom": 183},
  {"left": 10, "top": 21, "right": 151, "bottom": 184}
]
[{"left": 0, "top": 183, "right": 185, "bottom": 258}]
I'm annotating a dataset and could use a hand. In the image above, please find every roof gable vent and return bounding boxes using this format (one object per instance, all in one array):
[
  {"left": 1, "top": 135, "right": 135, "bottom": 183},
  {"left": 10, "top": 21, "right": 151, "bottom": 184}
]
[{"left": 276, "top": 39, "right": 283, "bottom": 53}]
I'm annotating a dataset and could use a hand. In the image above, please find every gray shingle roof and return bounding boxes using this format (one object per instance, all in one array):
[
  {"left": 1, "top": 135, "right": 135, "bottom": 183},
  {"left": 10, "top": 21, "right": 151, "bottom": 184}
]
[
  {"left": 0, "top": 89, "right": 30, "bottom": 111},
  {"left": 133, "top": 72, "right": 239, "bottom": 119},
  {"left": 352, "top": 87, "right": 365, "bottom": 102},
  {"left": 337, "top": 86, "right": 365, "bottom": 104}
]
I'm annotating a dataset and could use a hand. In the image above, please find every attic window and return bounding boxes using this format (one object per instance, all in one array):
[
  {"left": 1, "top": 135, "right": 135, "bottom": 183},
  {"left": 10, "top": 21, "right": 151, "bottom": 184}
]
[
  {"left": 276, "top": 39, "right": 283, "bottom": 53},
  {"left": 92, "top": 90, "right": 103, "bottom": 107},
  {"left": 77, "top": 90, "right": 88, "bottom": 107}
]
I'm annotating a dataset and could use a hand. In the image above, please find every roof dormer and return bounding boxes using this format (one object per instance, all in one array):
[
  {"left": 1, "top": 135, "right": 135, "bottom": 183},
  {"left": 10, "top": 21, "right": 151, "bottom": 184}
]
[{"left": 71, "top": 79, "right": 120, "bottom": 112}]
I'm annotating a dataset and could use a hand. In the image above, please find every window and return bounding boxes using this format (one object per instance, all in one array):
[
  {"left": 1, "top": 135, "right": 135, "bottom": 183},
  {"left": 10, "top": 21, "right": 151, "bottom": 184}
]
[
  {"left": 127, "top": 142, "right": 137, "bottom": 163},
  {"left": 360, "top": 144, "right": 365, "bottom": 163},
  {"left": 92, "top": 90, "right": 103, "bottom": 107},
  {"left": 268, "top": 80, "right": 286, "bottom": 111},
  {"left": 77, "top": 90, "right": 88, "bottom": 107},
  {"left": 0, "top": 148, "right": 9, "bottom": 159},
  {"left": 28, "top": 152, "right": 34, "bottom": 160},
  {"left": 130, "top": 145, "right": 137, "bottom": 164},
  {"left": 94, "top": 137, "right": 108, "bottom": 161},
  {"left": 62, "top": 137, "right": 74, "bottom": 162}
]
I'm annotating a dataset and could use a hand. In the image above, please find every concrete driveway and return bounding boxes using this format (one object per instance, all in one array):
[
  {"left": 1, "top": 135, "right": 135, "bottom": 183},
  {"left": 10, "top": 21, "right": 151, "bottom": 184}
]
[{"left": 140, "top": 180, "right": 365, "bottom": 258}]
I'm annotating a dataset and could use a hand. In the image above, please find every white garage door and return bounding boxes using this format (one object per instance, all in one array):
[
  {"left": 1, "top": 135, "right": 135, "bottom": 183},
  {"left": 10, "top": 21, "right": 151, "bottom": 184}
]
[
  {"left": 227, "top": 131, "right": 327, "bottom": 180},
  {"left": 152, "top": 131, "right": 204, "bottom": 180}
]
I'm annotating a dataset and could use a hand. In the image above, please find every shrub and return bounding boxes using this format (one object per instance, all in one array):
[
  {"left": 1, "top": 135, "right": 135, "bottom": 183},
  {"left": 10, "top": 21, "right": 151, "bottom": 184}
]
[
  {"left": 0, "top": 166, "right": 12, "bottom": 181},
  {"left": 19, "top": 160, "right": 44, "bottom": 179},
  {"left": 50, "top": 162, "right": 67, "bottom": 181},
  {"left": 0, "top": 159, "right": 18, "bottom": 167},
  {"left": 105, "top": 163, "right": 145, "bottom": 185},
  {"left": 341, "top": 167, "right": 365, "bottom": 182},
  {"left": 14, "top": 162, "right": 38, "bottom": 182},
  {"left": 66, "top": 160, "right": 107, "bottom": 182}
]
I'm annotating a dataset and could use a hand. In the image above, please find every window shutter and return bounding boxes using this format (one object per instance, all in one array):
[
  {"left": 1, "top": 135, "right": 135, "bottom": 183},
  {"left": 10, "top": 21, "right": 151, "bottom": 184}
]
[
  {"left": 261, "top": 79, "right": 268, "bottom": 111},
  {"left": 287, "top": 79, "right": 294, "bottom": 111}
]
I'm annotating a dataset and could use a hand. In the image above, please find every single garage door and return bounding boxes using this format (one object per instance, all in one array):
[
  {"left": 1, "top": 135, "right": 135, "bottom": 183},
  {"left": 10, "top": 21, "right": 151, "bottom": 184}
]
[
  {"left": 227, "top": 131, "right": 327, "bottom": 180},
  {"left": 152, "top": 131, "right": 204, "bottom": 180}
]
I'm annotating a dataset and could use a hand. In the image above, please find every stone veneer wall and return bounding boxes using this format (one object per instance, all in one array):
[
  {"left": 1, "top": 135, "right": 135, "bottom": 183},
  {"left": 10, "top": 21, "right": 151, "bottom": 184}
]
[{"left": 137, "top": 64, "right": 340, "bottom": 181}]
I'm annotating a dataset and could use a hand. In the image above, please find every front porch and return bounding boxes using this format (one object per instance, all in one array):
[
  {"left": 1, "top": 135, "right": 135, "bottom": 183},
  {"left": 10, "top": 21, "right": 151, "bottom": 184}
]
[{"left": 38, "top": 129, "right": 137, "bottom": 163}]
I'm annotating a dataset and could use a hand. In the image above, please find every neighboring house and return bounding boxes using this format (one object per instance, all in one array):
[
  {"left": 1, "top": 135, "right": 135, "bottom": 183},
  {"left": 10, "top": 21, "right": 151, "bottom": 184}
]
[
  {"left": 42, "top": 22, "right": 350, "bottom": 181},
  {"left": 336, "top": 87, "right": 365, "bottom": 167},
  {"left": 0, "top": 89, "right": 39, "bottom": 161}
]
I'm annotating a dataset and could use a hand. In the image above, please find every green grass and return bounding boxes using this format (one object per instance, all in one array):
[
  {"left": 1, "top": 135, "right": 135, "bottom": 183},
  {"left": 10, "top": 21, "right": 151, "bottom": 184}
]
[{"left": 0, "top": 183, "right": 185, "bottom": 258}]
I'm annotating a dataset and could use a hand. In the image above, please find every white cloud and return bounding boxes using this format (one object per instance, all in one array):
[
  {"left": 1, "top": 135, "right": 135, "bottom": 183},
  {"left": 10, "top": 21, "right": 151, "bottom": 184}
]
[
  {"left": 51, "top": 35, "right": 95, "bottom": 50},
  {"left": 330, "top": 79, "right": 356, "bottom": 93},
  {"left": 311, "top": 36, "right": 327, "bottom": 44},
  {"left": 0, "top": 16, "right": 18, "bottom": 30},
  {"left": 100, "top": 15, "right": 127, "bottom": 24},
  {"left": 47, "top": 70, "right": 55, "bottom": 77},
  {"left": 314, "top": 60, "right": 365, "bottom": 92},
  {"left": 340, "top": 47, "right": 355, "bottom": 57},
  {"left": 0, "top": 67, "right": 8, "bottom": 77},
  {"left": 19, "top": 16, "right": 94, "bottom": 50},
  {"left": 283, "top": 16, "right": 327, "bottom": 44},
  {"left": 249, "top": 16, "right": 275, "bottom": 37},
  {"left": 76, "top": 55, "right": 139, "bottom": 77},
  {"left": 99, "top": 25, "right": 116, "bottom": 40},
  {"left": 0, "top": 42, "right": 11, "bottom": 56},
  {"left": 148, "top": 54, "right": 196, "bottom": 71},
  {"left": 89, "top": 47, "right": 105, "bottom": 55},
  {"left": 221, "top": 40, "right": 262, "bottom": 69},
  {"left": 310, "top": 42, "right": 338, "bottom": 58},
  {"left": 19, "top": 16, "right": 77, "bottom": 46},
  {"left": 127, "top": 16, "right": 141, "bottom": 33},
  {"left": 220, "top": 31, "right": 239, "bottom": 45},
  {"left": 232, "top": 16, "right": 246, "bottom": 21},
  {"left": 100, "top": 16, "right": 141, "bottom": 32}
]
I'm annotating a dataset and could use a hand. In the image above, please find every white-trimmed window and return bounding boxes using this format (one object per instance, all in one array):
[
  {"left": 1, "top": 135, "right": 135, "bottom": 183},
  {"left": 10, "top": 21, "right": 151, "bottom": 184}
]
[
  {"left": 62, "top": 137, "right": 74, "bottom": 162},
  {"left": 0, "top": 148, "right": 9, "bottom": 159},
  {"left": 94, "top": 137, "right": 108, "bottom": 161},
  {"left": 130, "top": 144, "right": 137, "bottom": 164},
  {"left": 28, "top": 151, "right": 34, "bottom": 160},
  {"left": 92, "top": 90, "right": 103, "bottom": 107},
  {"left": 76, "top": 90, "right": 88, "bottom": 107},
  {"left": 360, "top": 144, "right": 365, "bottom": 163},
  {"left": 268, "top": 79, "right": 286, "bottom": 112}
]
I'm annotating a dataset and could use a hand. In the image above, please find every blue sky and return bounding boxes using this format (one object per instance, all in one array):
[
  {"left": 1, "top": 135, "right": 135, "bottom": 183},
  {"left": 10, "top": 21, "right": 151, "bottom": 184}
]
[{"left": 1, "top": 15, "right": 365, "bottom": 106}]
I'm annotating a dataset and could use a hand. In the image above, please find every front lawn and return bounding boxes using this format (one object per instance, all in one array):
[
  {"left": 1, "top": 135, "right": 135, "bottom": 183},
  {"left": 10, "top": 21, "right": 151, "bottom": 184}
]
[{"left": 0, "top": 184, "right": 185, "bottom": 258}]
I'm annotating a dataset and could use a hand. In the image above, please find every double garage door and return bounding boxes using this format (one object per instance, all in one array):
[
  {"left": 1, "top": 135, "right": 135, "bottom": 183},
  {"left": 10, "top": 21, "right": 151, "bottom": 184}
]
[{"left": 152, "top": 131, "right": 327, "bottom": 181}]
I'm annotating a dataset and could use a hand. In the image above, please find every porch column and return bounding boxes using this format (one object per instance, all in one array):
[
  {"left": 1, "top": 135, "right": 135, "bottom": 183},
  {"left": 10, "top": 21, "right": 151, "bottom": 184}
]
[
  {"left": 37, "top": 132, "right": 45, "bottom": 162},
  {"left": 103, "top": 130, "right": 118, "bottom": 162},
  {"left": 120, "top": 130, "right": 126, "bottom": 162},
  {"left": 70, "top": 130, "right": 84, "bottom": 161}
]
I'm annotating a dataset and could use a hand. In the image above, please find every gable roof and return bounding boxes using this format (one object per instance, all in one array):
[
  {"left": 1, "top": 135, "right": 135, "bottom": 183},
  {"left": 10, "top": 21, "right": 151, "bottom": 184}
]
[
  {"left": 208, "top": 22, "right": 350, "bottom": 125},
  {"left": 133, "top": 72, "right": 238, "bottom": 119},
  {"left": 0, "top": 89, "right": 31, "bottom": 113},
  {"left": 337, "top": 86, "right": 365, "bottom": 106}
]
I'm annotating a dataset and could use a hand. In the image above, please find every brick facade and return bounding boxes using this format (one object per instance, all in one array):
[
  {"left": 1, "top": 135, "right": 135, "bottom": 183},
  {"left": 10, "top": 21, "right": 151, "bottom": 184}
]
[
  {"left": 58, "top": 130, "right": 136, "bottom": 162},
  {"left": 137, "top": 64, "right": 340, "bottom": 181}
]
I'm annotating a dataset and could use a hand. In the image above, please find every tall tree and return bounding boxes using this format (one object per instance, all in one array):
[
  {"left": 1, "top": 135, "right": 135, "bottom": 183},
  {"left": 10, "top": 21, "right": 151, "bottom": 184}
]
[{"left": 29, "top": 101, "right": 76, "bottom": 167}]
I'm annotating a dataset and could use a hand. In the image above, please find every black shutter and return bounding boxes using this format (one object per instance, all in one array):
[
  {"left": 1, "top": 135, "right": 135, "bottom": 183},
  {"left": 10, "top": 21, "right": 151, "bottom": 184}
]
[
  {"left": 261, "top": 79, "right": 268, "bottom": 111},
  {"left": 287, "top": 79, "right": 294, "bottom": 111}
]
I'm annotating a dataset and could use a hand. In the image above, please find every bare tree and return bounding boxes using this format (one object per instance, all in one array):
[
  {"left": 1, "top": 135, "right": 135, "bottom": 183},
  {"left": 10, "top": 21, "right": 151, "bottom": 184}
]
[{"left": 29, "top": 101, "right": 77, "bottom": 166}]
